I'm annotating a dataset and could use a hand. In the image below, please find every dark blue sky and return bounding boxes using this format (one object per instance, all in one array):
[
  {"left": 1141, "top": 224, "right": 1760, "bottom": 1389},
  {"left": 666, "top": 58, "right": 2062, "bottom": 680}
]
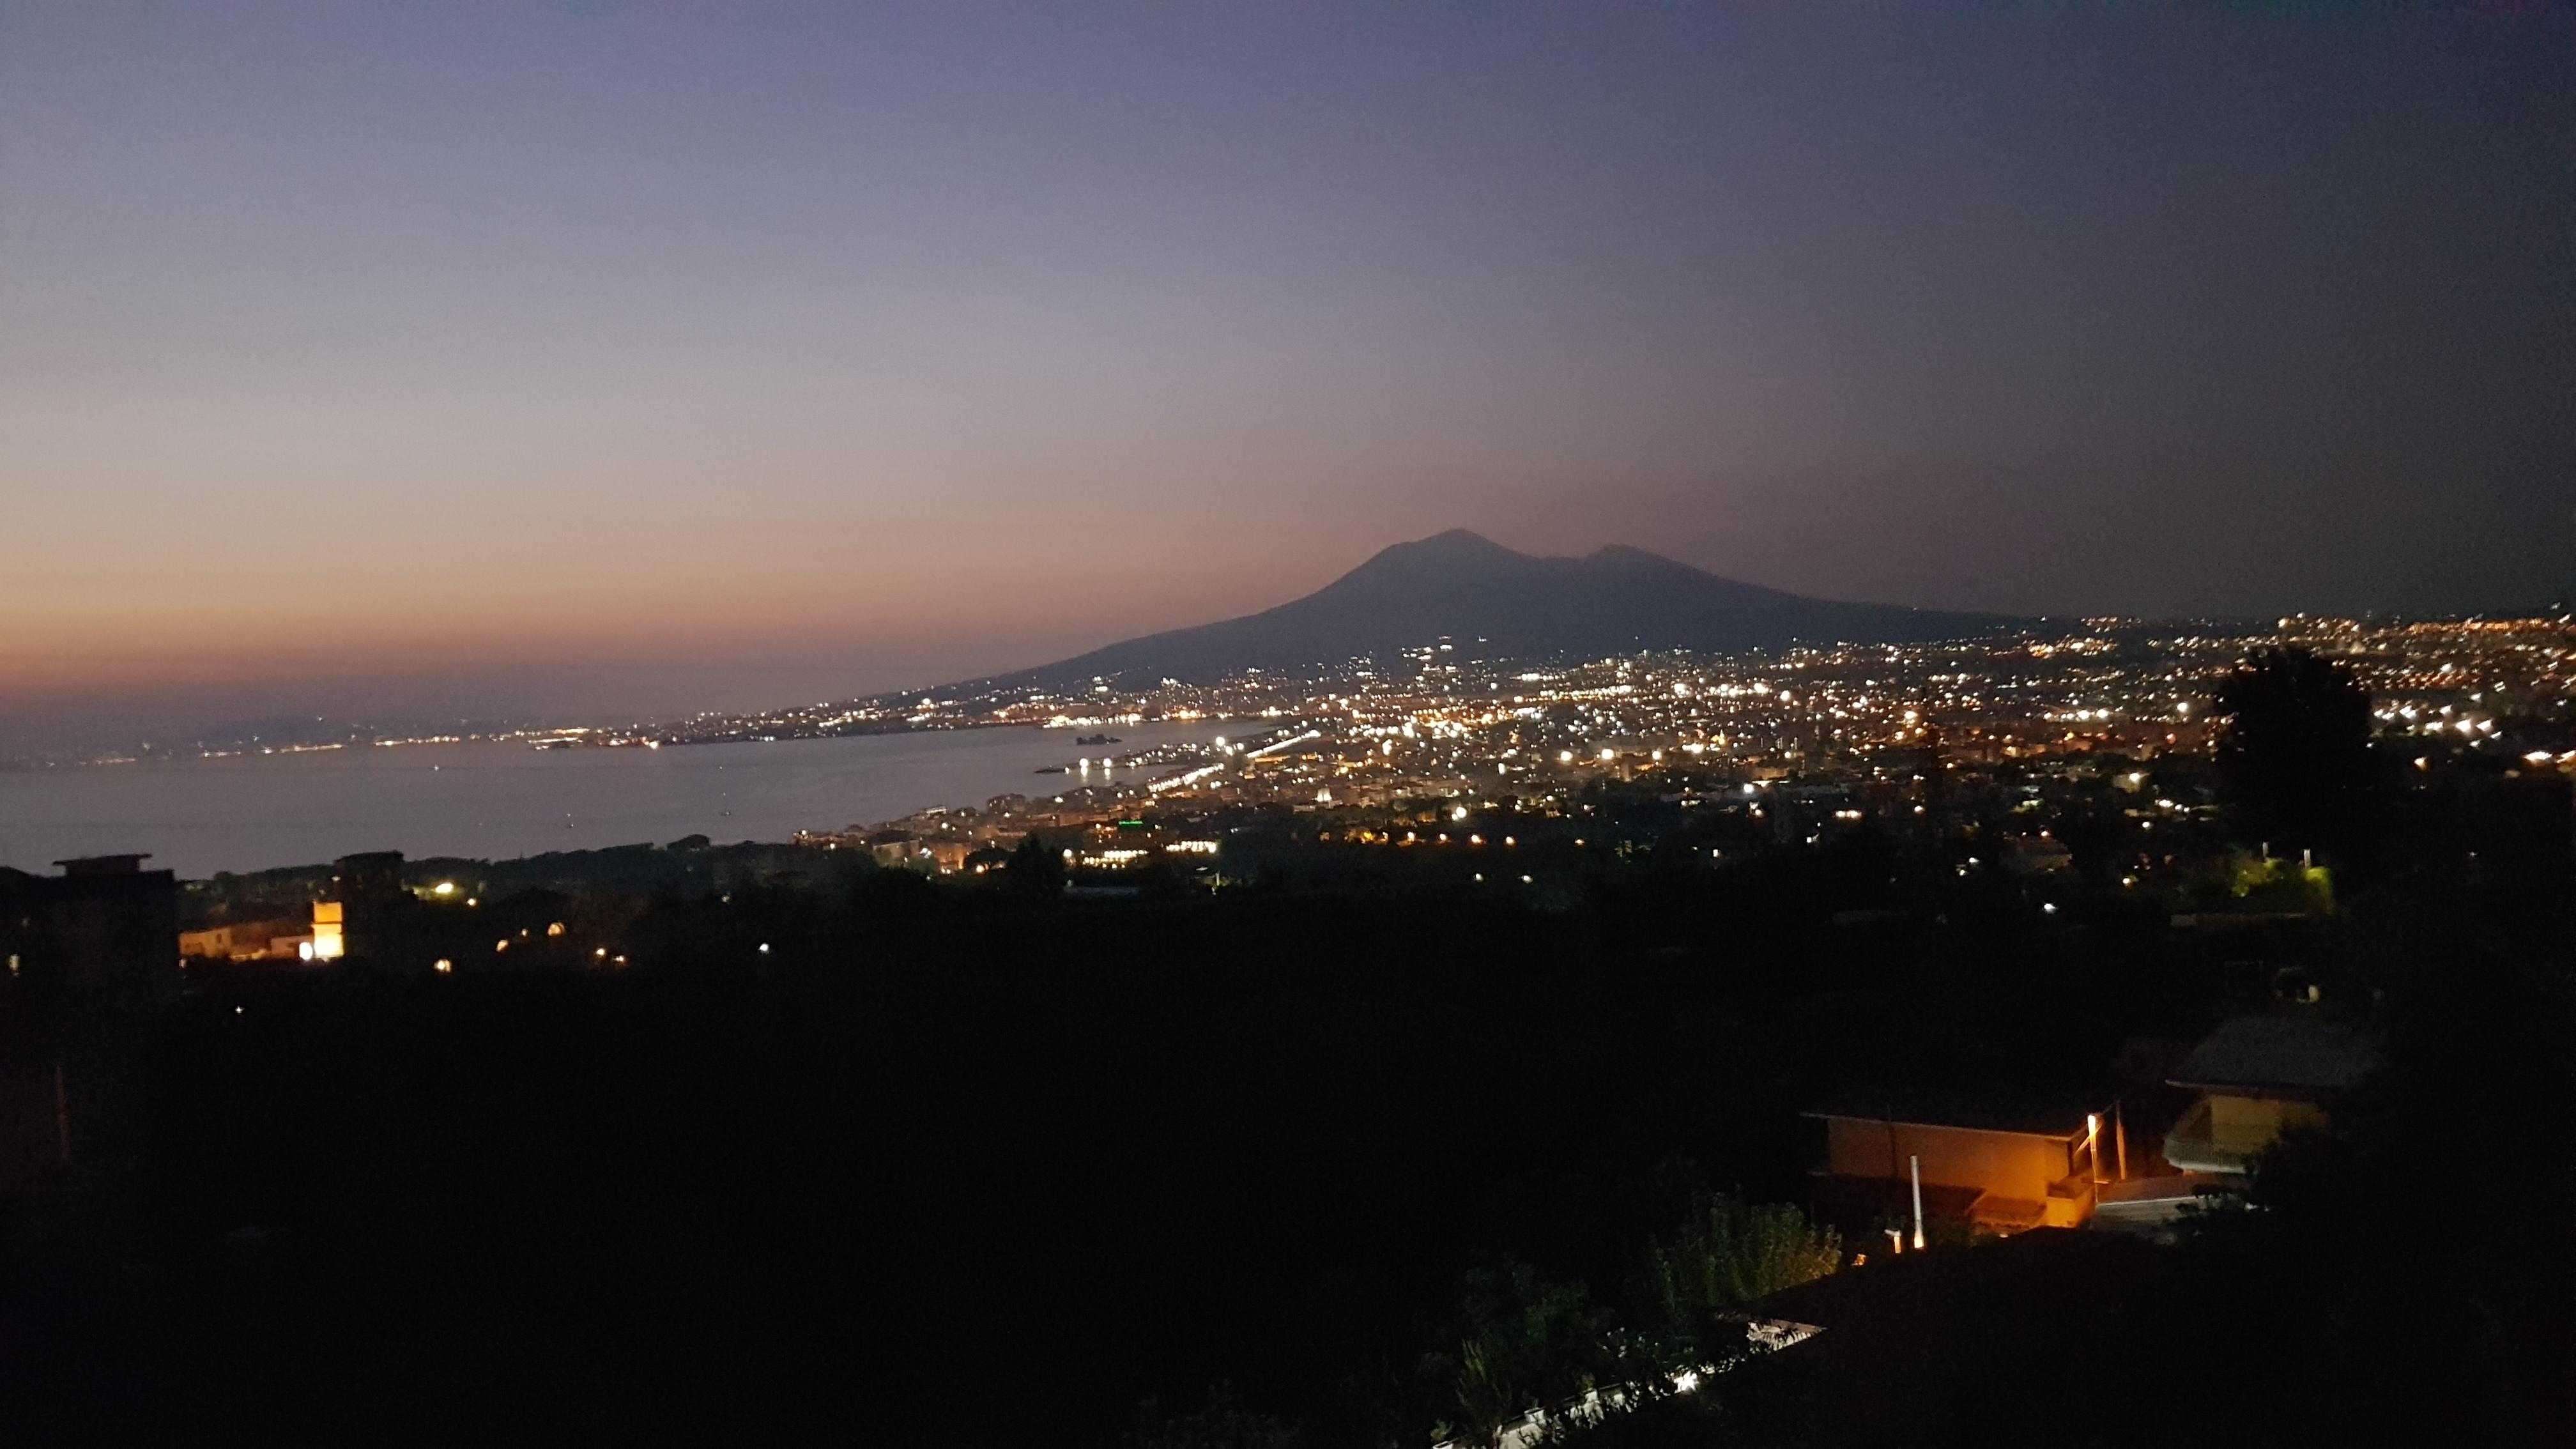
[{"left": 3, "top": 4, "right": 2568, "bottom": 743}]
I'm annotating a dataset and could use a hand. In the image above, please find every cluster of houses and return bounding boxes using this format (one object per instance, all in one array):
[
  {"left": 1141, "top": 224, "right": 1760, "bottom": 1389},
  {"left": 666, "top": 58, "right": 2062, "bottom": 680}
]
[{"left": 1804, "top": 1014, "right": 2377, "bottom": 1241}]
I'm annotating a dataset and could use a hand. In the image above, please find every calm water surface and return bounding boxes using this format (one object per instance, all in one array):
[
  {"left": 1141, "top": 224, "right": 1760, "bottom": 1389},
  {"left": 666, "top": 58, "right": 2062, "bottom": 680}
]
[{"left": 0, "top": 723, "right": 1224, "bottom": 877}]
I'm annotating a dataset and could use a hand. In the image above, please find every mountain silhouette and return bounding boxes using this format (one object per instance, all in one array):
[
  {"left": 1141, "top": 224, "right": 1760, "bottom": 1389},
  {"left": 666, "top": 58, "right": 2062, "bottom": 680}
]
[{"left": 974, "top": 530, "right": 2017, "bottom": 688}]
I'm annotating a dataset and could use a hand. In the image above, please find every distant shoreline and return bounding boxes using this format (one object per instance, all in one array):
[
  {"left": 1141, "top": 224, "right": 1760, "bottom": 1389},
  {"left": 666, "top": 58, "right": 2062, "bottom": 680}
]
[
  {"left": 5, "top": 714, "right": 1054, "bottom": 772},
  {"left": 0, "top": 720, "right": 1236, "bottom": 877}
]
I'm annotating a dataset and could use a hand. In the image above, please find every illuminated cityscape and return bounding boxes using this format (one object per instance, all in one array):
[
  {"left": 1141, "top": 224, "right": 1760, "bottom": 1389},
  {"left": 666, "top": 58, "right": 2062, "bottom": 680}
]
[{"left": 731, "top": 615, "right": 2576, "bottom": 861}]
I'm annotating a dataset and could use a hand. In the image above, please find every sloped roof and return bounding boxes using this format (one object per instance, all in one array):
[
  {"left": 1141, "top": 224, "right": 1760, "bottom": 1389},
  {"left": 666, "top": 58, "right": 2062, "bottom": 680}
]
[{"left": 2168, "top": 1016, "right": 2377, "bottom": 1095}]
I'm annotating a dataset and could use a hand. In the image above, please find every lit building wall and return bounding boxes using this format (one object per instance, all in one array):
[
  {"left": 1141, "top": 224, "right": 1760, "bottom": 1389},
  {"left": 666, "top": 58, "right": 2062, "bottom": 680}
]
[
  {"left": 1821, "top": 1116, "right": 2076, "bottom": 1204},
  {"left": 310, "top": 901, "right": 346, "bottom": 962},
  {"left": 2195, "top": 1094, "right": 2326, "bottom": 1167}
]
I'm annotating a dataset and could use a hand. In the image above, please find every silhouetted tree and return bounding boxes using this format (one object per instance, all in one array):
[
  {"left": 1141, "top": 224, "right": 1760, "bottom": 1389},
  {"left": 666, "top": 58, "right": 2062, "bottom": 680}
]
[
  {"left": 1006, "top": 832, "right": 1067, "bottom": 896},
  {"left": 2212, "top": 648, "right": 2379, "bottom": 866},
  {"left": 1628, "top": 1196, "right": 1841, "bottom": 1372}
]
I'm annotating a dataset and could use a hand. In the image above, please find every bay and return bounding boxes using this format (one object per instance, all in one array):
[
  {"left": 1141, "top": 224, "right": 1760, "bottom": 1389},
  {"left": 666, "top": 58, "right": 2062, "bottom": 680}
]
[{"left": 0, "top": 723, "right": 1225, "bottom": 878}]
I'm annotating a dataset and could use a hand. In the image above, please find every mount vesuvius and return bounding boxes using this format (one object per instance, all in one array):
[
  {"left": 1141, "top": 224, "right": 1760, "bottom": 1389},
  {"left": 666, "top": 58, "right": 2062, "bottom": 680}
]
[{"left": 965, "top": 532, "right": 2018, "bottom": 690}]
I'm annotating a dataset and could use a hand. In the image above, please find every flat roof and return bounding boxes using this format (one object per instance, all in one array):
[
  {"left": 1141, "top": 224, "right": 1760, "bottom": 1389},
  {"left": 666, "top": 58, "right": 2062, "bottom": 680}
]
[
  {"left": 1804, "top": 1082, "right": 2110, "bottom": 1138},
  {"left": 53, "top": 854, "right": 157, "bottom": 877}
]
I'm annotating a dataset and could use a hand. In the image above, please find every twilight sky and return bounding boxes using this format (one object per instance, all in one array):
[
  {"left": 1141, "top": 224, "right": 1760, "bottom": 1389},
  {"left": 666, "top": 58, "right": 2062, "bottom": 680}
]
[{"left": 3, "top": 3, "right": 2570, "bottom": 749}]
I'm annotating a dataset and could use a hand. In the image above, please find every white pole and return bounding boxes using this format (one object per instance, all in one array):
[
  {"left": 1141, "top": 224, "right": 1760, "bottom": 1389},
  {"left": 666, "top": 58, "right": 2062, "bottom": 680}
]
[{"left": 1910, "top": 1154, "right": 1926, "bottom": 1250}]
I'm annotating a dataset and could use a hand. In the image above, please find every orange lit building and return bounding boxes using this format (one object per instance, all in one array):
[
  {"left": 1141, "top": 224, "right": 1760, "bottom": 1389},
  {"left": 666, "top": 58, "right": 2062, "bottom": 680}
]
[
  {"left": 1805, "top": 1087, "right": 2124, "bottom": 1235},
  {"left": 309, "top": 901, "right": 347, "bottom": 961},
  {"left": 303, "top": 851, "right": 408, "bottom": 962},
  {"left": 177, "top": 919, "right": 307, "bottom": 961}
]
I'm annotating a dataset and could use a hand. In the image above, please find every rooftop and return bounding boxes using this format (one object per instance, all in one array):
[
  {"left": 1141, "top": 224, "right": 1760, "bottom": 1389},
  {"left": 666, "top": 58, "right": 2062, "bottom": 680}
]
[
  {"left": 54, "top": 854, "right": 154, "bottom": 877},
  {"left": 1804, "top": 1082, "right": 2112, "bottom": 1138},
  {"left": 2167, "top": 1016, "right": 2377, "bottom": 1096}
]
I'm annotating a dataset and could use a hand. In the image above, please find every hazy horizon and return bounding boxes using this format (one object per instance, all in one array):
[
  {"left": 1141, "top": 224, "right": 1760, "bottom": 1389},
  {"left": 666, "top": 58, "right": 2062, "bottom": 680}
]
[{"left": 8, "top": 5, "right": 2570, "bottom": 750}]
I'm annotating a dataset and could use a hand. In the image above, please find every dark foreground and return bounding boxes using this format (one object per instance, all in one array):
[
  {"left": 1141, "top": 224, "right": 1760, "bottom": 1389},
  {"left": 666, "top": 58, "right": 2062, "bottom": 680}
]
[{"left": 3, "top": 845, "right": 2570, "bottom": 1446}]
